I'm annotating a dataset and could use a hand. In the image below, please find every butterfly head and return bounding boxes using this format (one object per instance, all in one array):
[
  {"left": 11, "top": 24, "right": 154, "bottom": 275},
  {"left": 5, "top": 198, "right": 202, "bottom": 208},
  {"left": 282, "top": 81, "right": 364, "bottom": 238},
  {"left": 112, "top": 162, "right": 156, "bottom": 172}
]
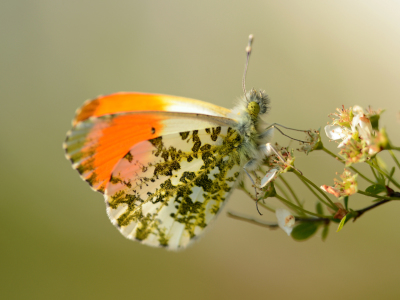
[{"left": 245, "top": 89, "right": 270, "bottom": 118}]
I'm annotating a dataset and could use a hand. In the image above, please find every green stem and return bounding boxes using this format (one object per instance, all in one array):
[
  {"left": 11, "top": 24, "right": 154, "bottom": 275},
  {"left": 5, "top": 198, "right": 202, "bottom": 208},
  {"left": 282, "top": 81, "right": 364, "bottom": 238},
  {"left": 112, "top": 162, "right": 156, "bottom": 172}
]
[
  {"left": 294, "top": 171, "right": 336, "bottom": 210},
  {"left": 274, "top": 181, "right": 305, "bottom": 216},
  {"left": 389, "top": 150, "right": 400, "bottom": 169},
  {"left": 296, "top": 217, "right": 331, "bottom": 224},
  {"left": 366, "top": 161, "right": 400, "bottom": 189},
  {"left": 227, "top": 212, "right": 279, "bottom": 229},
  {"left": 274, "top": 181, "right": 293, "bottom": 203},
  {"left": 279, "top": 176, "right": 304, "bottom": 208},
  {"left": 239, "top": 185, "right": 275, "bottom": 213},
  {"left": 357, "top": 190, "right": 400, "bottom": 200},
  {"left": 322, "top": 147, "right": 375, "bottom": 184},
  {"left": 275, "top": 194, "right": 329, "bottom": 218},
  {"left": 302, "top": 179, "right": 329, "bottom": 206},
  {"left": 369, "top": 165, "right": 379, "bottom": 182},
  {"left": 388, "top": 167, "right": 396, "bottom": 187}
]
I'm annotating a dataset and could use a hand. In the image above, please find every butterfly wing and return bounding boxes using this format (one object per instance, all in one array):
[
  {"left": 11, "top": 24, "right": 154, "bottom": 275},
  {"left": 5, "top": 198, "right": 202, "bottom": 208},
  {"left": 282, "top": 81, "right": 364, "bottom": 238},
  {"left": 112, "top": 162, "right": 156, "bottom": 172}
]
[
  {"left": 105, "top": 126, "right": 243, "bottom": 249},
  {"left": 64, "top": 93, "right": 244, "bottom": 249},
  {"left": 64, "top": 93, "right": 236, "bottom": 193},
  {"left": 73, "top": 92, "right": 231, "bottom": 125},
  {"left": 65, "top": 111, "right": 236, "bottom": 193}
]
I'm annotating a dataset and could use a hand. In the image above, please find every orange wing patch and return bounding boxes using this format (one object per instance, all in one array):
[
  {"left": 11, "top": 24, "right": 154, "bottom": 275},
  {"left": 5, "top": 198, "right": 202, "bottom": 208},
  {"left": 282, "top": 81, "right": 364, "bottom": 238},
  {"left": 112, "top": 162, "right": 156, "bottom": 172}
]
[
  {"left": 73, "top": 92, "right": 231, "bottom": 125},
  {"left": 65, "top": 113, "right": 164, "bottom": 193},
  {"left": 74, "top": 93, "right": 168, "bottom": 125}
]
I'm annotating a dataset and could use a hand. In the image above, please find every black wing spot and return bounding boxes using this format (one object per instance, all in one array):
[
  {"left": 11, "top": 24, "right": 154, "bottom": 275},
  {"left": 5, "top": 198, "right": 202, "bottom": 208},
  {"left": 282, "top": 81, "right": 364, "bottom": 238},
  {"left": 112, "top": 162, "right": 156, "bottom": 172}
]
[{"left": 180, "top": 131, "right": 190, "bottom": 140}]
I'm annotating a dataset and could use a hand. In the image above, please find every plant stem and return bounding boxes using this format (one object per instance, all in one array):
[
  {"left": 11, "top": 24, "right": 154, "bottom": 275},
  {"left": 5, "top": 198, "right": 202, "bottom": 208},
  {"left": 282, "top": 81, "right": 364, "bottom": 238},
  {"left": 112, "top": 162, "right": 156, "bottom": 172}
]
[
  {"left": 354, "top": 199, "right": 391, "bottom": 219},
  {"left": 366, "top": 161, "right": 400, "bottom": 189},
  {"left": 273, "top": 179, "right": 306, "bottom": 216},
  {"left": 369, "top": 165, "right": 379, "bottom": 182},
  {"left": 275, "top": 194, "right": 329, "bottom": 218},
  {"left": 357, "top": 190, "right": 400, "bottom": 200},
  {"left": 302, "top": 179, "right": 329, "bottom": 205},
  {"left": 274, "top": 181, "right": 293, "bottom": 203},
  {"left": 279, "top": 176, "right": 304, "bottom": 209},
  {"left": 388, "top": 167, "right": 396, "bottom": 187},
  {"left": 294, "top": 171, "right": 336, "bottom": 209},
  {"left": 239, "top": 185, "right": 275, "bottom": 213},
  {"left": 389, "top": 150, "right": 400, "bottom": 169},
  {"left": 227, "top": 211, "right": 279, "bottom": 229},
  {"left": 322, "top": 147, "right": 375, "bottom": 184},
  {"left": 296, "top": 217, "right": 330, "bottom": 224}
]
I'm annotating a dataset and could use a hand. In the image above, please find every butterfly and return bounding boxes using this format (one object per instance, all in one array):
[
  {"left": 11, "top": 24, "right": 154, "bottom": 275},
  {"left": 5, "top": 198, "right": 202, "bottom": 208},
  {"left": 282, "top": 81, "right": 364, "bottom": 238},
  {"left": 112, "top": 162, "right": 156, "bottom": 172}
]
[{"left": 64, "top": 35, "right": 274, "bottom": 250}]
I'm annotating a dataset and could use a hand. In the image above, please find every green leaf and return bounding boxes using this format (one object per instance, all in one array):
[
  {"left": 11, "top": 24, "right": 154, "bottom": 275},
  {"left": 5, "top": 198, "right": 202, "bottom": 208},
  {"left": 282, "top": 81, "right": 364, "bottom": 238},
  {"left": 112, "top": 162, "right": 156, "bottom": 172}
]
[
  {"left": 315, "top": 202, "right": 323, "bottom": 215},
  {"left": 291, "top": 222, "right": 319, "bottom": 240},
  {"left": 336, "top": 215, "right": 348, "bottom": 232},
  {"left": 321, "top": 225, "right": 329, "bottom": 241},
  {"left": 369, "top": 114, "right": 380, "bottom": 131},
  {"left": 365, "top": 184, "right": 386, "bottom": 195},
  {"left": 263, "top": 181, "right": 277, "bottom": 198}
]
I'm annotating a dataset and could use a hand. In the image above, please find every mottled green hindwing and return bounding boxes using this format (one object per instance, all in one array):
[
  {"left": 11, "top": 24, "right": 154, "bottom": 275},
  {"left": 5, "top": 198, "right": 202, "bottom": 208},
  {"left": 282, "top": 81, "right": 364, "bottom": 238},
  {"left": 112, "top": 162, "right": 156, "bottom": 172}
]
[{"left": 105, "top": 126, "right": 243, "bottom": 249}]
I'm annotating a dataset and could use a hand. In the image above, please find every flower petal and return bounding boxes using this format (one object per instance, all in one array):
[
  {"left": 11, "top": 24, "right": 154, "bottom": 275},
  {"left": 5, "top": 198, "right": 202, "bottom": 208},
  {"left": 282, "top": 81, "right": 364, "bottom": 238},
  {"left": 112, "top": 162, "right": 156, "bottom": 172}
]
[
  {"left": 320, "top": 184, "right": 341, "bottom": 197},
  {"left": 260, "top": 168, "right": 280, "bottom": 187},
  {"left": 324, "top": 125, "right": 349, "bottom": 140},
  {"left": 276, "top": 208, "right": 295, "bottom": 236},
  {"left": 352, "top": 105, "right": 365, "bottom": 115},
  {"left": 337, "top": 135, "right": 352, "bottom": 148}
]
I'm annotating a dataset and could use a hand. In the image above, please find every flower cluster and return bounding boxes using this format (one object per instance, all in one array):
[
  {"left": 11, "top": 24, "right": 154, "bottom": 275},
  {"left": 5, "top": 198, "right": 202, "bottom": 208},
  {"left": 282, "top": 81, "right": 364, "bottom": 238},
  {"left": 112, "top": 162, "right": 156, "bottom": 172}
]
[
  {"left": 230, "top": 104, "right": 399, "bottom": 241},
  {"left": 324, "top": 106, "right": 386, "bottom": 165},
  {"left": 260, "top": 144, "right": 295, "bottom": 188},
  {"left": 321, "top": 169, "right": 358, "bottom": 198}
]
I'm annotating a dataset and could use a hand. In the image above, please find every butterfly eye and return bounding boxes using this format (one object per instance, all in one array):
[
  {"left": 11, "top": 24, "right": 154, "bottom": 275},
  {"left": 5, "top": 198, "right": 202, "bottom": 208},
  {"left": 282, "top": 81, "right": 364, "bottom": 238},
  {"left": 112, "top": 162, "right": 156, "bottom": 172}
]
[{"left": 247, "top": 101, "right": 260, "bottom": 117}]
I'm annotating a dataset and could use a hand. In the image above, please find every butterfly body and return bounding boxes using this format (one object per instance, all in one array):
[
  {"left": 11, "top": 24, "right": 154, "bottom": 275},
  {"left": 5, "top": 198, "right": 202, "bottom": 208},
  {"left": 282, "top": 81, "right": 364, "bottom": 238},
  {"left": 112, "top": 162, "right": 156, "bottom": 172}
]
[{"left": 64, "top": 89, "right": 271, "bottom": 249}]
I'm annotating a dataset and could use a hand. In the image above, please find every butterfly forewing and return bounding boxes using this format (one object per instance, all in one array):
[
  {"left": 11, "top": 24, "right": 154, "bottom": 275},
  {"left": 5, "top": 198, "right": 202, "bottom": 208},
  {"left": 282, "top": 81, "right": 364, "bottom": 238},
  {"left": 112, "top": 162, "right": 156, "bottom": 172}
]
[
  {"left": 105, "top": 126, "right": 243, "bottom": 249},
  {"left": 64, "top": 109, "right": 236, "bottom": 193},
  {"left": 73, "top": 92, "right": 231, "bottom": 125}
]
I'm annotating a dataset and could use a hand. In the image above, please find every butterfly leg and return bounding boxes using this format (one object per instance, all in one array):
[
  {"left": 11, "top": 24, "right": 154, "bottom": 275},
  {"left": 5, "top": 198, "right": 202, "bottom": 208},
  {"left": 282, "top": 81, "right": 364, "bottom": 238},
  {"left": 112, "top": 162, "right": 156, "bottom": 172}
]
[
  {"left": 243, "top": 159, "right": 263, "bottom": 216},
  {"left": 262, "top": 123, "right": 311, "bottom": 144}
]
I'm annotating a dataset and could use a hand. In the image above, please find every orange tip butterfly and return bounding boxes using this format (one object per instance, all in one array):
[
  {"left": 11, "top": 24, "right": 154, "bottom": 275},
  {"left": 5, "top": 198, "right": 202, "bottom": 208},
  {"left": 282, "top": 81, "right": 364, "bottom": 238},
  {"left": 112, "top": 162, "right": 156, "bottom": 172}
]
[{"left": 64, "top": 35, "right": 274, "bottom": 250}]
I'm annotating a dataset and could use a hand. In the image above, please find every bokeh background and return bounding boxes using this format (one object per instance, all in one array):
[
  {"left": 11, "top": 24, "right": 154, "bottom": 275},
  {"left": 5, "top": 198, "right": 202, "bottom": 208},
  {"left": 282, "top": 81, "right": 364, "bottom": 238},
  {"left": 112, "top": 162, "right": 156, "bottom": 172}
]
[{"left": 2, "top": 1, "right": 400, "bottom": 299}]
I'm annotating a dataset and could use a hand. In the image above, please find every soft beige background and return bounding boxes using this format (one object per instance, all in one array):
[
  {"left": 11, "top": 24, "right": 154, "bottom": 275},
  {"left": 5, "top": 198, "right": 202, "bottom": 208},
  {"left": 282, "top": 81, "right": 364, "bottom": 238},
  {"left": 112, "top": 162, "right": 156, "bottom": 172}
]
[{"left": 2, "top": 1, "right": 400, "bottom": 299}]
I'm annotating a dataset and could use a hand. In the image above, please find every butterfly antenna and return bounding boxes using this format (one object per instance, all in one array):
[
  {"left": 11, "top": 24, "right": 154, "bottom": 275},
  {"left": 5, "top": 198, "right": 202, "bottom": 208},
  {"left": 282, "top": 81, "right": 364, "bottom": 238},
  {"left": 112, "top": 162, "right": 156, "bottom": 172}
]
[{"left": 242, "top": 34, "right": 254, "bottom": 101}]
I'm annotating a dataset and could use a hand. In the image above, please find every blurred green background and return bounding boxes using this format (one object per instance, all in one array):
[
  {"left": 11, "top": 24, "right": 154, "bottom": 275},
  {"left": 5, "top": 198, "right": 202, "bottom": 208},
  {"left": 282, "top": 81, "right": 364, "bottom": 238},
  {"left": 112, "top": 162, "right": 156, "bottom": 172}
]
[{"left": 2, "top": 1, "right": 400, "bottom": 299}]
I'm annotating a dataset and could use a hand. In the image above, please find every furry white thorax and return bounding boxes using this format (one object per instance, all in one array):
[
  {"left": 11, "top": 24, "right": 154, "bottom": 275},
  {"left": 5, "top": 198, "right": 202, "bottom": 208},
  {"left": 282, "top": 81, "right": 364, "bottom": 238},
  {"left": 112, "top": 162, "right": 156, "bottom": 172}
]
[{"left": 227, "top": 89, "right": 273, "bottom": 171}]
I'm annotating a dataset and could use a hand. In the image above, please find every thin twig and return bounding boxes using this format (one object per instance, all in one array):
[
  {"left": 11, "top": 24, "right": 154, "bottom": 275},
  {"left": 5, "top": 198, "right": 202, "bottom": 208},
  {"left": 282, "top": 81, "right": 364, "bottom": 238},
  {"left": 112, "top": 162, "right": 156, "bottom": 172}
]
[
  {"left": 322, "top": 147, "right": 375, "bottom": 184},
  {"left": 366, "top": 161, "right": 400, "bottom": 189},
  {"left": 279, "top": 176, "right": 304, "bottom": 209},
  {"left": 275, "top": 194, "right": 329, "bottom": 218},
  {"left": 294, "top": 171, "right": 336, "bottom": 209},
  {"left": 389, "top": 150, "right": 400, "bottom": 169},
  {"left": 227, "top": 212, "right": 279, "bottom": 229}
]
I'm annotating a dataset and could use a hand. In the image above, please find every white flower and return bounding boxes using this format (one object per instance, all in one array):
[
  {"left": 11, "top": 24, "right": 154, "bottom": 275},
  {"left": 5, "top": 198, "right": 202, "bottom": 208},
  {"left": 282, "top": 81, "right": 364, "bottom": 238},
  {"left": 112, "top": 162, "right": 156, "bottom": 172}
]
[
  {"left": 351, "top": 106, "right": 373, "bottom": 145},
  {"left": 260, "top": 167, "right": 280, "bottom": 187},
  {"left": 276, "top": 208, "right": 295, "bottom": 236},
  {"left": 324, "top": 125, "right": 350, "bottom": 141},
  {"left": 325, "top": 105, "right": 374, "bottom": 149}
]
